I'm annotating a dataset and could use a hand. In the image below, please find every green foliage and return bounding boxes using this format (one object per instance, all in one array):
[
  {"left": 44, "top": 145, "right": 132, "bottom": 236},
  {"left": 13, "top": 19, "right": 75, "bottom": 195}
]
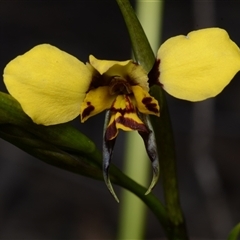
[
  {"left": 228, "top": 223, "right": 240, "bottom": 240},
  {"left": 0, "top": 90, "right": 169, "bottom": 235}
]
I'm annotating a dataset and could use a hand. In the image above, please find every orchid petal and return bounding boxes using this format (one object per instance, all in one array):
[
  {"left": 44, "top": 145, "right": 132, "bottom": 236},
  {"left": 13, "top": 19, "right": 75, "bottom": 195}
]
[
  {"left": 89, "top": 55, "right": 130, "bottom": 75},
  {"left": 89, "top": 55, "right": 149, "bottom": 91},
  {"left": 80, "top": 86, "right": 115, "bottom": 122},
  {"left": 158, "top": 28, "right": 240, "bottom": 101},
  {"left": 132, "top": 85, "right": 160, "bottom": 116},
  {"left": 105, "top": 95, "right": 148, "bottom": 141},
  {"left": 4, "top": 44, "right": 93, "bottom": 125}
]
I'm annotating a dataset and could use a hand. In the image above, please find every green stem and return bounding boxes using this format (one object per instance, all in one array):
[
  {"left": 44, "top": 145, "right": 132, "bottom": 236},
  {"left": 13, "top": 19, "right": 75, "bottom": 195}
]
[
  {"left": 110, "top": 165, "right": 171, "bottom": 238},
  {"left": 117, "top": 132, "right": 148, "bottom": 239},
  {"left": 0, "top": 124, "right": 103, "bottom": 180},
  {"left": 116, "top": 0, "right": 155, "bottom": 72},
  {"left": 117, "top": 1, "right": 164, "bottom": 238},
  {"left": 150, "top": 86, "right": 188, "bottom": 239},
  {"left": 0, "top": 91, "right": 170, "bottom": 234},
  {"left": 116, "top": 0, "right": 188, "bottom": 239}
]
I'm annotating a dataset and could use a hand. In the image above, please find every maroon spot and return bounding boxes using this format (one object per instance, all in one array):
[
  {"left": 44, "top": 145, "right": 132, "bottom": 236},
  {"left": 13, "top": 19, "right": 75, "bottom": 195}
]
[
  {"left": 142, "top": 97, "right": 152, "bottom": 104},
  {"left": 111, "top": 107, "right": 134, "bottom": 116},
  {"left": 110, "top": 95, "right": 135, "bottom": 115},
  {"left": 142, "top": 97, "right": 159, "bottom": 114},
  {"left": 148, "top": 59, "right": 162, "bottom": 87},
  {"left": 82, "top": 104, "right": 95, "bottom": 119},
  {"left": 116, "top": 116, "right": 149, "bottom": 133},
  {"left": 105, "top": 120, "right": 118, "bottom": 141}
]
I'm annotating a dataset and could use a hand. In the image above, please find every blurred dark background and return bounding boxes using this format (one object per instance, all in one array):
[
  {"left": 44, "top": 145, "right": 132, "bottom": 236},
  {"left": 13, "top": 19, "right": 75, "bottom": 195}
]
[{"left": 1, "top": 0, "right": 240, "bottom": 239}]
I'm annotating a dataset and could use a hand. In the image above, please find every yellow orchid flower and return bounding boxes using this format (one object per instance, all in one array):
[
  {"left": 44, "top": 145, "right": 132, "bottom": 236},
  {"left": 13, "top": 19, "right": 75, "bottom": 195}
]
[
  {"left": 3, "top": 28, "right": 240, "bottom": 201},
  {"left": 3, "top": 44, "right": 160, "bottom": 201}
]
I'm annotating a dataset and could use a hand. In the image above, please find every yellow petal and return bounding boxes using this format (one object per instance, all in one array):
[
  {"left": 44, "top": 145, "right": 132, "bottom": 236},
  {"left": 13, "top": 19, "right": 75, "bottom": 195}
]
[
  {"left": 158, "top": 28, "right": 240, "bottom": 101},
  {"left": 89, "top": 55, "right": 130, "bottom": 75},
  {"left": 80, "top": 86, "right": 115, "bottom": 122},
  {"left": 105, "top": 95, "right": 148, "bottom": 140},
  {"left": 3, "top": 44, "right": 92, "bottom": 125},
  {"left": 132, "top": 85, "right": 160, "bottom": 116},
  {"left": 127, "top": 63, "right": 149, "bottom": 91},
  {"left": 89, "top": 55, "right": 149, "bottom": 91}
]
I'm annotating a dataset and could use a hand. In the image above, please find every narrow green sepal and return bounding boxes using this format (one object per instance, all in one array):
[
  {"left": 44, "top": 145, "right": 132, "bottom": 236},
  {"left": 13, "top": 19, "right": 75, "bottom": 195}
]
[
  {"left": 138, "top": 114, "right": 160, "bottom": 195},
  {"left": 102, "top": 110, "right": 119, "bottom": 202}
]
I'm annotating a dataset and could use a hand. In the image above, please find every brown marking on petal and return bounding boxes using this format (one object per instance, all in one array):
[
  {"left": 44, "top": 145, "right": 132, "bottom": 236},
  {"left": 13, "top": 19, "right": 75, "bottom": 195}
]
[
  {"left": 110, "top": 106, "right": 134, "bottom": 116},
  {"left": 116, "top": 116, "right": 149, "bottom": 133},
  {"left": 142, "top": 97, "right": 159, "bottom": 114},
  {"left": 148, "top": 59, "right": 162, "bottom": 87},
  {"left": 105, "top": 95, "right": 150, "bottom": 140},
  {"left": 110, "top": 95, "right": 135, "bottom": 115},
  {"left": 105, "top": 120, "right": 118, "bottom": 141},
  {"left": 82, "top": 103, "right": 95, "bottom": 120}
]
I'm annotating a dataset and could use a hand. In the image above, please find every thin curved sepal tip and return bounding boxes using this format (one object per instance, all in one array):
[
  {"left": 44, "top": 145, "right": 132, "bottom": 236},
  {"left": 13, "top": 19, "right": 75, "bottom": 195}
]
[
  {"left": 138, "top": 114, "right": 160, "bottom": 196},
  {"left": 103, "top": 110, "right": 119, "bottom": 202},
  {"left": 145, "top": 161, "right": 160, "bottom": 195},
  {"left": 103, "top": 166, "right": 120, "bottom": 203}
]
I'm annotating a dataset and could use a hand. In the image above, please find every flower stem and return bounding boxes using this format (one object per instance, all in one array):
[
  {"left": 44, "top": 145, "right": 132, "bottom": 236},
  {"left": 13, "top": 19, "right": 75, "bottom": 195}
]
[
  {"left": 117, "top": 132, "right": 148, "bottom": 239},
  {"left": 0, "top": 91, "right": 169, "bottom": 236},
  {"left": 116, "top": 0, "right": 189, "bottom": 238},
  {"left": 116, "top": 0, "right": 155, "bottom": 73},
  {"left": 150, "top": 86, "right": 189, "bottom": 239},
  {"left": 118, "top": 1, "right": 164, "bottom": 238},
  {"left": 110, "top": 164, "right": 170, "bottom": 236}
]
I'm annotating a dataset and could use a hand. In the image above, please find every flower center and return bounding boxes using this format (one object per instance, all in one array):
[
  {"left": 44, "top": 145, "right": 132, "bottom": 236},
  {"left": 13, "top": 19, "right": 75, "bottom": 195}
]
[{"left": 109, "top": 76, "right": 132, "bottom": 95}]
